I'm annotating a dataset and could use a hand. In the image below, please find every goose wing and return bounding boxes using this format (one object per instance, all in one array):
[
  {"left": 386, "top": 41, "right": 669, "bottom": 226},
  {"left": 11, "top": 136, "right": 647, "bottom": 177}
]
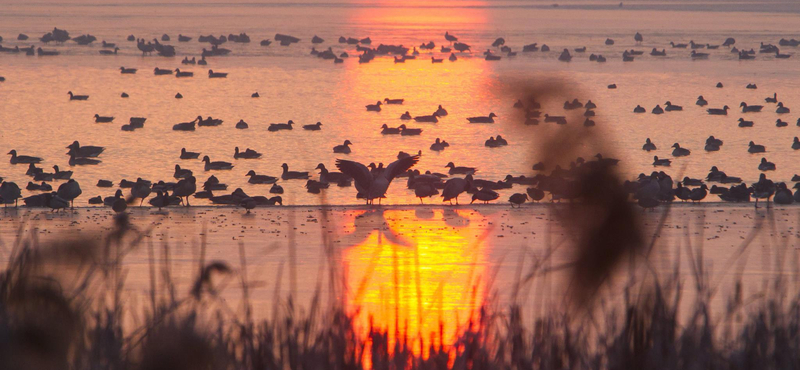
[
  {"left": 384, "top": 155, "right": 420, "bottom": 182},
  {"left": 336, "top": 159, "right": 373, "bottom": 189}
]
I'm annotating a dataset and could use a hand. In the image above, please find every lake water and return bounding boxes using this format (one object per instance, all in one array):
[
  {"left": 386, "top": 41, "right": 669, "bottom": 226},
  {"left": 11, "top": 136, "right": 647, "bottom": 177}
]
[{"left": 2, "top": 1, "right": 800, "bottom": 206}]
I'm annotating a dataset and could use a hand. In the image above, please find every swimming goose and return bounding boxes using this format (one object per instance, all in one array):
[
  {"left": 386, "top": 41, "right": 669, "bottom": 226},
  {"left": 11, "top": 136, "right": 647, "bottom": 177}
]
[
  {"left": 68, "top": 151, "right": 100, "bottom": 166},
  {"left": 776, "top": 119, "right": 788, "bottom": 127},
  {"left": 234, "top": 147, "right": 261, "bottom": 159},
  {"left": 246, "top": 170, "right": 278, "bottom": 184},
  {"left": 485, "top": 137, "right": 500, "bottom": 148},
  {"left": 270, "top": 183, "right": 284, "bottom": 194},
  {"left": 740, "top": 102, "right": 763, "bottom": 113},
  {"left": 737, "top": 118, "right": 754, "bottom": 127},
  {"left": 585, "top": 100, "right": 597, "bottom": 109},
  {"left": 705, "top": 141, "right": 720, "bottom": 151},
  {"left": 281, "top": 163, "right": 309, "bottom": 180},
  {"left": 664, "top": 101, "right": 682, "bottom": 111},
  {"left": 433, "top": 105, "right": 449, "bottom": 117},
  {"left": 445, "top": 162, "right": 476, "bottom": 175},
  {"left": 449, "top": 53, "right": 457, "bottom": 61},
  {"left": 303, "top": 122, "right": 322, "bottom": 130},
  {"left": 509, "top": 193, "right": 528, "bottom": 208},
  {"left": 652, "top": 105, "right": 664, "bottom": 114},
  {"left": 235, "top": 119, "right": 249, "bottom": 129},
  {"left": 103, "top": 189, "right": 124, "bottom": 207},
  {"left": 399, "top": 124, "right": 422, "bottom": 135},
  {"left": 154, "top": 67, "right": 173, "bottom": 75},
  {"left": 776, "top": 102, "right": 790, "bottom": 113},
  {"left": 333, "top": 140, "right": 353, "bottom": 154},
  {"left": 746, "top": 83, "right": 757, "bottom": 89},
  {"left": 268, "top": 120, "right": 294, "bottom": 131},
  {"left": 305, "top": 179, "right": 330, "bottom": 194},
  {"left": 94, "top": 114, "right": 114, "bottom": 123},
  {"left": 67, "top": 141, "right": 104, "bottom": 157},
  {"left": 175, "top": 93, "right": 183, "bottom": 99},
  {"left": 202, "top": 156, "right": 234, "bottom": 171},
  {"left": 336, "top": 155, "right": 419, "bottom": 204},
  {"left": 650, "top": 48, "right": 666, "bottom": 56},
  {"left": 758, "top": 158, "right": 776, "bottom": 171},
  {"left": 53, "top": 165, "right": 72, "bottom": 180},
  {"left": 670, "top": 42, "right": 688, "bottom": 48},
  {"left": 96, "top": 179, "right": 113, "bottom": 187},
  {"left": 67, "top": 91, "right": 89, "bottom": 101},
  {"left": 671, "top": 143, "right": 691, "bottom": 157},
  {"left": 26, "top": 163, "right": 43, "bottom": 176},
  {"left": 174, "top": 165, "right": 192, "bottom": 179},
  {"left": 128, "top": 117, "right": 146, "bottom": 128},
  {"left": 653, "top": 156, "right": 671, "bottom": 166},
  {"left": 414, "top": 114, "right": 438, "bottom": 123},
  {"left": 748, "top": 141, "right": 766, "bottom": 153},
  {"left": 543, "top": 114, "right": 567, "bottom": 124},
  {"left": 431, "top": 138, "right": 446, "bottom": 151},
  {"left": 384, "top": 98, "right": 404, "bottom": 105},
  {"left": 316, "top": 164, "right": 350, "bottom": 184},
  {"left": 765, "top": 93, "right": 777, "bottom": 103},
  {"left": 696, "top": 96, "right": 708, "bottom": 106},
  {"left": 793, "top": 137, "right": 800, "bottom": 150},
  {"left": 380, "top": 124, "right": 401, "bottom": 135},
  {"left": 690, "top": 50, "right": 708, "bottom": 59},
  {"left": 707, "top": 105, "right": 729, "bottom": 115},
  {"left": 642, "top": 138, "right": 657, "bottom": 151},
  {"left": 180, "top": 148, "right": 200, "bottom": 159},
  {"left": 8, "top": 150, "right": 42, "bottom": 164},
  {"left": 633, "top": 105, "right": 646, "bottom": 113},
  {"left": 366, "top": 101, "right": 382, "bottom": 111},
  {"left": 774, "top": 183, "right": 794, "bottom": 205},
  {"left": 175, "top": 69, "right": 193, "bottom": 78},
  {"left": 33, "top": 170, "right": 54, "bottom": 181},
  {"left": 173, "top": 118, "right": 196, "bottom": 131},
  {"left": 119, "top": 66, "right": 136, "bottom": 74},
  {"left": 716, "top": 82, "right": 724, "bottom": 88},
  {"left": 400, "top": 111, "right": 413, "bottom": 120},
  {"left": 88, "top": 195, "right": 103, "bottom": 205},
  {"left": 56, "top": 179, "right": 82, "bottom": 208},
  {"left": 208, "top": 70, "right": 227, "bottom": 78}
]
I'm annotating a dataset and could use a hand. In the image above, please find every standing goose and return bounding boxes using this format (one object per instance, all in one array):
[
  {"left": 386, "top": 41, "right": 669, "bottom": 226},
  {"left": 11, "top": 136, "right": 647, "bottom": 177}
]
[
  {"left": 202, "top": 156, "right": 234, "bottom": 171},
  {"left": 173, "top": 176, "right": 197, "bottom": 206},
  {"left": 441, "top": 174, "right": 473, "bottom": 205},
  {"left": 68, "top": 151, "right": 101, "bottom": 166},
  {"left": 8, "top": 150, "right": 42, "bottom": 164},
  {"left": 281, "top": 163, "right": 309, "bottom": 180},
  {"left": 56, "top": 179, "right": 82, "bottom": 208},
  {"left": 0, "top": 182, "right": 22, "bottom": 207},
  {"left": 335, "top": 155, "right": 419, "bottom": 205},
  {"left": 67, "top": 91, "right": 89, "bottom": 100},
  {"left": 509, "top": 193, "right": 528, "bottom": 208},
  {"left": 333, "top": 140, "right": 353, "bottom": 154},
  {"left": 466, "top": 113, "right": 497, "bottom": 123}
]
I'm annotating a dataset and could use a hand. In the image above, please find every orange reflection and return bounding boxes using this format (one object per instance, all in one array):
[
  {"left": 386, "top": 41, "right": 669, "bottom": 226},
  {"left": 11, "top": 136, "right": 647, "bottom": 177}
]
[
  {"left": 349, "top": 1, "right": 488, "bottom": 31},
  {"left": 342, "top": 209, "right": 489, "bottom": 363}
]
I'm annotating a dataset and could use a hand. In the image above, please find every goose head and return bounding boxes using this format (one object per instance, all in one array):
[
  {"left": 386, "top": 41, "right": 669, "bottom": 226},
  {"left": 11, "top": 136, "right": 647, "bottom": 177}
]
[
  {"left": 202, "top": 156, "right": 211, "bottom": 163},
  {"left": 445, "top": 162, "right": 455, "bottom": 168},
  {"left": 381, "top": 124, "right": 389, "bottom": 129},
  {"left": 739, "top": 102, "right": 747, "bottom": 107},
  {"left": 343, "top": 140, "right": 352, "bottom": 146},
  {"left": 723, "top": 105, "right": 729, "bottom": 110},
  {"left": 398, "top": 124, "right": 407, "bottom": 129},
  {"left": 671, "top": 143, "right": 680, "bottom": 149},
  {"left": 94, "top": 114, "right": 100, "bottom": 118},
  {"left": 281, "top": 163, "right": 289, "bottom": 170},
  {"left": 246, "top": 170, "right": 256, "bottom": 176},
  {"left": 646, "top": 138, "right": 652, "bottom": 143},
  {"left": 489, "top": 113, "right": 497, "bottom": 118},
  {"left": 287, "top": 120, "right": 294, "bottom": 126},
  {"left": 749, "top": 141, "right": 755, "bottom": 146},
  {"left": 778, "top": 102, "right": 785, "bottom": 107},
  {"left": 315, "top": 163, "right": 326, "bottom": 170}
]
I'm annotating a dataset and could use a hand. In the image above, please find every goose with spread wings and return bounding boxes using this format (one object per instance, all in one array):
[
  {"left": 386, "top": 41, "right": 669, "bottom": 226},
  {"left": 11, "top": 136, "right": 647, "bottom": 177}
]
[{"left": 336, "top": 155, "right": 419, "bottom": 205}]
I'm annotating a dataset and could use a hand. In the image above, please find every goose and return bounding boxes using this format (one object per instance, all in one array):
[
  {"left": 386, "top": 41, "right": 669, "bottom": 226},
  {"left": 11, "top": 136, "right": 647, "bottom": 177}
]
[
  {"left": 650, "top": 48, "right": 666, "bottom": 56},
  {"left": 449, "top": 53, "right": 457, "bottom": 61},
  {"left": 793, "top": 137, "right": 800, "bottom": 150},
  {"left": 633, "top": 105, "right": 646, "bottom": 113},
  {"left": 333, "top": 140, "right": 353, "bottom": 154},
  {"left": 305, "top": 179, "right": 329, "bottom": 194},
  {"left": 8, "top": 150, "right": 42, "bottom": 164},
  {"left": 384, "top": 98, "right": 404, "bottom": 105},
  {"left": 776, "top": 102, "right": 790, "bottom": 113},
  {"left": 173, "top": 118, "right": 196, "bottom": 131},
  {"left": 671, "top": 143, "right": 691, "bottom": 157},
  {"left": 774, "top": 183, "right": 794, "bottom": 205},
  {"left": 67, "top": 91, "right": 89, "bottom": 101},
  {"left": 670, "top": 42, "right": 688, "bottom": 48},
  {"left": 180, "top": 148, "right": 200, "bottom": 159},
  {"left": 740, "top": 102, "right": 763, "bottom": 113},
  {"left": 716, "top": 82, "right": 724, "bottom": 88},
  {"left": 174, "top": 165, "right": 192, "bottom": 179},
  {"left": 642, "top": 138, "right": 657, "bottom": 151},
  {"left": 173, "top": 176, "right": 197, "bottom": 207},
  {"left": 99, "top": 47, "right": 119, "bottom": 55},
  {"left": 96, "top": 179, "right": 113, "bottom": 187},
  {"left": 268, "top": 120, "right": 294, "bottom": 131},
  {"left": 431, "top": 138, "right": 447, "bottom": 151},
  {"left": 154, "top": 67, "right": 173, "bottom": 75},
  {"left": 175, "top": 93, "right": 183, "bottom": 99},
  {"left": 682, "top": 177, "right": 705, "bottom": 186},
  {"left": 103, "top": 190, "right": 124, "bottom": 206},
  {"left": 400, "top": 112, "right": 412, "bottom": 120},
  {"left": 27, "top": 182, "right": 52, "bottom": 191},
  {"left": 441, "top": 175, "right": 473, "bottom": 205},
  {"left": 737, "top": 118, "right": 754, "bottom": 127},
  {"left": 380, "top": 124, "right": 401, "bottom": 134},
  {"left": 208, "top": 70, "right": 227, "bottom": 78},
  {"left": 235, "top": 119, "right": 249, "bottom": 129},
  {"left": 38, "top": 47, "right": 59, "bottom": 56},
  {"left": 746, "top": 83, "right": 757, "bottom": 89},
  {"left": 88, "top": 195, "right": 103, "bottom": 205},
  {"left": 245, "top": 170, "right": 277, "bottom": 184},
  {"left": 316, "top": 164, "right": 350, "bottom": 184},
  {"left": 181, "top": 57, "right": 196, "bottom": 64},
  {"left": 495, "top": 135, "right": 508, "bottom": 145},
  {"left": 758, "top": 158, "right": 776, "bottom": 171},
  {"left": 705, "top": 141, "right": 720, "bottom": 151},
  {"left": 413, "top": 182, "right": 439, "bottom": 203},
  {"left": 175, "top": 69, "right": 193, "bottom": 77},
  {"left": 584, "top": 100, "right": 597, "bottom": 109},
  {"left": 509, "top": 193, "right": 528, "bottom": 208},
  {"left": 414, "top": 114, "right": 439, "bottom": 123},
  {"left": 56, "top": 179, "right": 82, "bottom": 208},
  {"left": 690, "top": 50, "right": 708, "bottom": 59},
  {"left": 652, "top": 105, "right": 664, "bottom": 114},
  {"left": 270, "top": 183, "right": 284, "bottom": 194},
  {"left": 303, "top": 122, "right": 322, "bottom": 130},
  {"left": 445, "top": 162, "right": 476, "bottom": 175},
  {"left": 336, "top": 155, "right": 419, "bottom": 204},
  {"left": 26, "top": 163, "right": 43, "bottom": 176},
  {"left": 777, "top": 119, "right": 788, "bottom": 127},
  {"left": 67, "top": 141, "right": 104, "bottom": 157},
  {"left": 68, "top": 151, "right": 100, "bottom": 166},
  {"left": 688, "top": 184, "right": 708, "bottom": 203},
  {"left": 399, "top": 124, "right": 422, "bottom": 135},
  {"left": 765, "top": 93, "right": 778, "bottom": 103},
  {"left": 696, "top": 96, "right": 708, "bottom": 106},
  {"left": 748, "top": 141, "right": 766, "bottom": 153},
  {"left": 484, "top": 137, "right": 500, "bottom": 148},
  {"left": 707, "top": 105, "right": 729, "bottom": 115},
  {"left": 664, "top": 101, "right": 682, "bottom": 111},
  {"left": 120, "top": 92, "right": 129, "bottom": 98},
  {"left": 202, "top": 156, "right": 233, "bottom": 171},
  {"left": 129, "top": 117, "right": 146, "bottom": 128},
  {"left": 0, "top": 182, "right": 22, "bottom": 207},
  {"left": 653, "top": 156, "right": 671, "bottom": 166},
  {"left": 53, "top": 165, "right": 72, "bottom": 180},
  {"left": 281, "top": 163, "right": 309, "bottom": 180},
  {"left": 366, "top": 101, "right": 382, "bottom": 111},
  {"left": 94, "top": 114, "right": 114, "bottom": 123},
  {"left": 431, "top": 57, "right": 443, "bottom": 63},
  {"left": 775, "top": 50, "right": 791, "bottom": 59},
  {"left": 435, "top": 105, "right": 448, "bottom": 116},
  {"left": 574, "top": 46, "right": 587, "bottom": 52},
  {"left": 33, "top": 170, "right": 54, "bottom": 181},
  {"left": 119, "top": 66, "right": 137, "bottom": 74},
  {"left": 543, "top": 114, "right": 567, "bottom": 124},
  {"left": 234, "top": 147, "right": 262, "bottom": 159}
]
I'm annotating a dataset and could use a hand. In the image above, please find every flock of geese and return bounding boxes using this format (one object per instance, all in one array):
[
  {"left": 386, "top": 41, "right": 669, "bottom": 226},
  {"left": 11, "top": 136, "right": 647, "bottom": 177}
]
[{"left": 1, "top": 28, "right": 800, "bottom": 211}]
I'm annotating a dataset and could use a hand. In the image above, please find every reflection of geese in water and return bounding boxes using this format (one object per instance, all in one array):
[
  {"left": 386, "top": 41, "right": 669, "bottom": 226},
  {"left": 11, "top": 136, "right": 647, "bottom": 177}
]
[
  {"left": 443, "top": 208, "right": 470, "bottom": 228},
  {"left": 337, "top": 209, "right": 412, "bottom": 248}
]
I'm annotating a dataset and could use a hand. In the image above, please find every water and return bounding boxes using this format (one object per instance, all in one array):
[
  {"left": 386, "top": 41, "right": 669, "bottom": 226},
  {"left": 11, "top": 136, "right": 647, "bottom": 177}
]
[{"left": 2, "top": 1, "right": 800, "bottom": 206}]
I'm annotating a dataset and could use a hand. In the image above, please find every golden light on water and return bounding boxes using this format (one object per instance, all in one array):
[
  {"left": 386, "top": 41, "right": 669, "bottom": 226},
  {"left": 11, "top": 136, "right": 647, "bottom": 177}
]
[{"left": 342, "top": 209, "right": 490, "bottom": 362}]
